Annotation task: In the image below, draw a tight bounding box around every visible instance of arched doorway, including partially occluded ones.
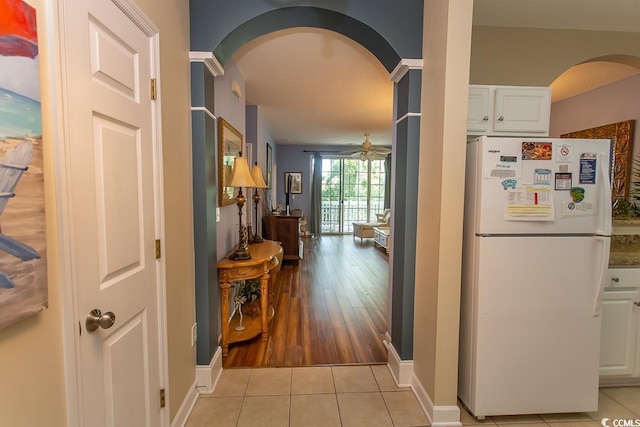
[189,5,423,373]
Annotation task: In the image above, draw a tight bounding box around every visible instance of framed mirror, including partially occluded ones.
[218,117,243,206]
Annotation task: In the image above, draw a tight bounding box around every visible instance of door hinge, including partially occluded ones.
[160,388,166,408]
[150,78,157,100]
[155,239,161,259]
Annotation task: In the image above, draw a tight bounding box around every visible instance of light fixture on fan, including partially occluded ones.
[359,150,376,161]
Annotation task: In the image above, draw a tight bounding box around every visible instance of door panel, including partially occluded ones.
[104,313,148,426]
[89,18,139,99]
[94,117,143,281]
[599,289,639,376]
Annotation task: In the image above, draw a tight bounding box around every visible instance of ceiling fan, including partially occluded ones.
[340,133,391,161]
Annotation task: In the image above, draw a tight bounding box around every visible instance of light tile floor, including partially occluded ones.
[186,365,428,427]
[458,386,640,427]
[186,366,640,427]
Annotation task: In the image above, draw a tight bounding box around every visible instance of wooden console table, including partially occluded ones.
[217,240,283,356]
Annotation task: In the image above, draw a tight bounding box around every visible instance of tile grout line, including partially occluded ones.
[601,388,640,418]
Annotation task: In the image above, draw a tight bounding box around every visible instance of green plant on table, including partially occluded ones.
[234,279,261,317]
[613,154,640,218]
[237,279,260,303]
[630,154,640,203]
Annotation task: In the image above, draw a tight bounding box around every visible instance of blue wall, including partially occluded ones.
[246,105,277,233]
[190,1,423,68]
[191,62,219,364]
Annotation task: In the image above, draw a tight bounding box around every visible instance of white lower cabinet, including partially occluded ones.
[600,288,639,376]
[600,269,640,383]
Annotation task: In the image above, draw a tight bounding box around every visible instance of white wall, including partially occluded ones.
[550,74,640,176]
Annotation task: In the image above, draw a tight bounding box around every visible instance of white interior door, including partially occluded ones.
[59,0,163,425]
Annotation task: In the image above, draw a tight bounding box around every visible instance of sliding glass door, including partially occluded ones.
[320,157,386,234]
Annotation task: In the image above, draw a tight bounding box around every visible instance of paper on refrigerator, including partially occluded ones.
[505,186,555,221]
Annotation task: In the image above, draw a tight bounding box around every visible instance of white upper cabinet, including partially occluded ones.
[468,85,551,136]
[467,86,492,133]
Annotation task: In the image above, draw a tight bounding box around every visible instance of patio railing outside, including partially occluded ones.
[321,200,385,233]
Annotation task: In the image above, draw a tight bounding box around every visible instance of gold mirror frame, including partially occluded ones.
[561,119,635,200]
[218,117,243,206]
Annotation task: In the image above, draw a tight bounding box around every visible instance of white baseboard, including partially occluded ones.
[411,373,461,426]
[600,377,640,387]
[195,347,223,393]
[386,340,413,387]
[170,379,198,427]
[386,339,461,426]
[171,348,224,427]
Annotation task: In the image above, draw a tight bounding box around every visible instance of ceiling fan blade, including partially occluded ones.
[372,147,391,154]
[338,148,360,155]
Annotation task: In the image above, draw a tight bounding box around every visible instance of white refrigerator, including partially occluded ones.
[458,136,612,418]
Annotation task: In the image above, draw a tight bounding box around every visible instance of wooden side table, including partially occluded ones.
[217,240,283,356]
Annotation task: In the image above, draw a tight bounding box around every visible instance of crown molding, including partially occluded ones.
[189,51,224,77]
[390,59,423,83]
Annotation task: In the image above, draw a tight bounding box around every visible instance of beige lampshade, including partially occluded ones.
[250,163,268,188]
[228,156,257,188]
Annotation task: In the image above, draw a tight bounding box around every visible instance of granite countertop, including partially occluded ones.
[613,218,640,226]
[609,232,640,267]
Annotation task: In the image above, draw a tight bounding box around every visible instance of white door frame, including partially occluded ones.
[48,0,169,425]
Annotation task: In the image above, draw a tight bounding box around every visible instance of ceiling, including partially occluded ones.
[233,1,640,147]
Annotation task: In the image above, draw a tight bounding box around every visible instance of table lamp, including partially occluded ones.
[228,156,257,260]
[250,162,268,243]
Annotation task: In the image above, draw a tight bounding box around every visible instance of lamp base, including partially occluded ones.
[229,247,252,261]
[252,234,264,243]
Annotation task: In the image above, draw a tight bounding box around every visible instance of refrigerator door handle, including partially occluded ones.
[593,235,611,316]
[596,152,612,237]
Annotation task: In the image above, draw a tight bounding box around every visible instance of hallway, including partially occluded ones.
[223,235,389,367]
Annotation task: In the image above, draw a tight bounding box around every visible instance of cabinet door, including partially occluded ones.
[493,87,551,135]
[599,288,640,376]
[275,217,301,260]
[467,86,492,133]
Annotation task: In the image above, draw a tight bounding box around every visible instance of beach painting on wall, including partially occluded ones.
[0,0,48,329]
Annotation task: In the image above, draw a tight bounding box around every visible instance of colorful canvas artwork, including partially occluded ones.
[0,0,47,329]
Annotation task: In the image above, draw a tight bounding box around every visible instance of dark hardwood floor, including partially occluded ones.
[223,234,389,368]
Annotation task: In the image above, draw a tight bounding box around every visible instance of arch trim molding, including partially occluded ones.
[212,6,401,73]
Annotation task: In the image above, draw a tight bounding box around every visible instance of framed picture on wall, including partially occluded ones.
[266,143,272,188]
[285,172,302,194]
[0,0,48,330]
